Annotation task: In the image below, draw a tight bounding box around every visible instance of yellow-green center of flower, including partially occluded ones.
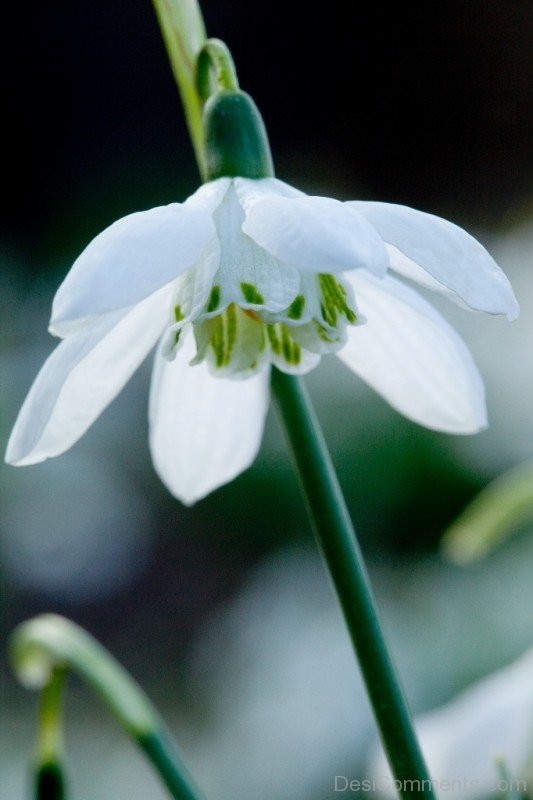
[176,272,358,377]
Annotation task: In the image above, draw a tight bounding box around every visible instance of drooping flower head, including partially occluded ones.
[6,82,518,504]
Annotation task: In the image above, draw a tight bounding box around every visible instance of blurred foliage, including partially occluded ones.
[443,462,533,563]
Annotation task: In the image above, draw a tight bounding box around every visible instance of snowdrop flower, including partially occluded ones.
[5,87,518,504]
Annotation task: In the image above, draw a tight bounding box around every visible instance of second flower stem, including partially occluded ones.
[11,615,205,800]
[271,369,435,800]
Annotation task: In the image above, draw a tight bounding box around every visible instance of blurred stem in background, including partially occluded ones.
[495,757,522,800]
[10,615,206,800]
[442,461,533,563]
[152,2,435,796]
[35,667,67,800]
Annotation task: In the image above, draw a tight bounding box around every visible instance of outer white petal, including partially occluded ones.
[149,333,270,505]
[6,286,171,466]
[348,201,519,320]
[234,177,304,211]
[338,271,487,433]
[241,191,389,276]
[185,177,232,214]
[166,178,231,327]
[50,203,217,334]
[207,184,300,315]
[169,239,221,329]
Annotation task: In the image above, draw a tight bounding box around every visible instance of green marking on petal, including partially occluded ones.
[211,316,225,367]
[205,303,250,369]
[318,274,357,326]
[174,305,184,323]
[345,307,357,324]
[240,282,265,305]
[267,324,282,355]
[281,325,293,362]
[319,300,334,327]
[314,320,337,343]
[267,323,302,365]
[207,285,221,313]
[287,294,306,320]
[224,302,237,364]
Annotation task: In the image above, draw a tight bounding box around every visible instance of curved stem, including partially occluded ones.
[37,667,65,764]
[11,615,206,800]
[152,0,207,176]
[197,39,239,99]
[271,370,435,800]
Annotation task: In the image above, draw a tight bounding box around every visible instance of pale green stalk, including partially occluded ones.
[37,668,65,764]
[11,615,206,800]
[34,667,67,799]
[442,461,533,563]
[152,0,207,174]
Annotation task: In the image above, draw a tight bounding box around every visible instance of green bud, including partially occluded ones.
[203,90,274,181]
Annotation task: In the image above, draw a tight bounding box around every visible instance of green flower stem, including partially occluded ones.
[152,0,207,175]
[151,3,431,794]
[271,370,435,800]
[11,615,206,800]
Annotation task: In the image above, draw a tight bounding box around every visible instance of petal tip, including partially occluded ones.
[5,422,50,465]
[506,298,520,322]
[445,407,488,436]
[5,432,22,466]
[4,438,36,467]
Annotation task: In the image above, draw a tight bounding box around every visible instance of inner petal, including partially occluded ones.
[188,269,359,379]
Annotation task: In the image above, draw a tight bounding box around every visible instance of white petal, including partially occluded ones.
[205,184,300,316]
[338,271,487,433]
[169,239,221,328]
[234,177,304,211]
[6,286,170,465]
[149,333,270,505]
[270,347,321,376]
[241,192,389,276]
[185,177,232,214]
[349,201,519,320]
[386,244,473,308]
[50,203,217,334]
